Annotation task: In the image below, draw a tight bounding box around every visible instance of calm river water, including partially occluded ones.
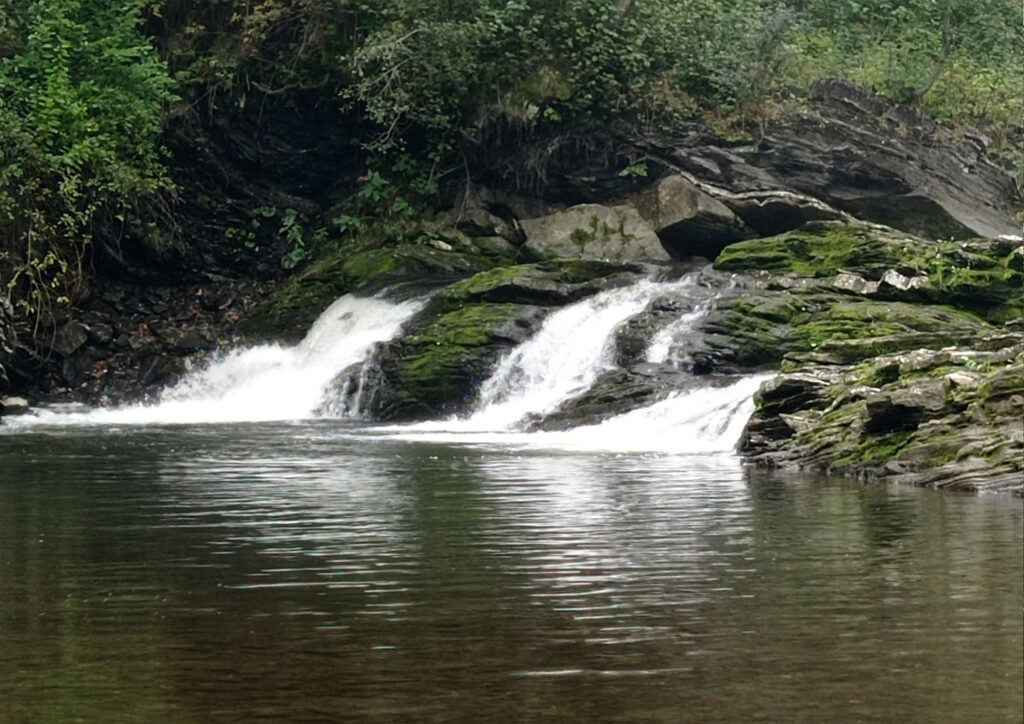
[1,422,1021,722]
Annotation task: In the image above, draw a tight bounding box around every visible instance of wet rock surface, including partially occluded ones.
[14,277,273,408]
[0,294,13,396]
[704,221,1023,493]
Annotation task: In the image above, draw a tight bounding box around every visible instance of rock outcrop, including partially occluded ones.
[622,78,1021,242]
[742,336,1023,492]
[697,221,1023,492]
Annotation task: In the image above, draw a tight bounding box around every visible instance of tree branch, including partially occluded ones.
[910,0,952,104]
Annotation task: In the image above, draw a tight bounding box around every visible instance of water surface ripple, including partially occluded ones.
[1,424,1021,722]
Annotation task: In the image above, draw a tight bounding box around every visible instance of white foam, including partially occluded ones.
[346,374,769,454]
[8,294,423,427]
[469,278,695,428]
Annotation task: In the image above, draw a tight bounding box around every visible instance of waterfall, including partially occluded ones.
[467,279,695,429]
[16,295,424,426]
[7,274,767,454]
[381,272,768,452]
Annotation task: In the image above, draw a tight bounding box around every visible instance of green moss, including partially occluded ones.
[849,430,914,464]
[436,259,637,311]
[715,223,1024,323]
[714,223,903,276]
[392,303,537,411]
[238,242,506,340]
[408,304,521,348]
[928,266,1024,322]
[711,288,990,369]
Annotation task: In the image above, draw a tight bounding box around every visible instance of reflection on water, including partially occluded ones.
[1,424,1021,722]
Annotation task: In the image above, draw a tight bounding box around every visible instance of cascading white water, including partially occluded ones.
[382,272,769,452]
[370,373,768,454]
[467,278,696,428]
[645,308,703,365]
[14,294,424,426]
[7,274,769,454]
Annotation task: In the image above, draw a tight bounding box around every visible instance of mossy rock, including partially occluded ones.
[377,303,549,419]
[696,286,992,373]
[714,221,1023,322]
[238,244,505,341]
[435,259,645,310]
[714,222,905,276]
[743,340,1024,492]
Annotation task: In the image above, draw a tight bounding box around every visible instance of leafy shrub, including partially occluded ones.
[0,0,174,321]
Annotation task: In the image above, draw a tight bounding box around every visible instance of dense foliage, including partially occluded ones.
[0,0,1020,323]
[0,0,174,323]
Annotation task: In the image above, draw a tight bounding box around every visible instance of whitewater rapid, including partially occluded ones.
[9,294,424,426]
[469,278,693,429]
[3,276,769,455]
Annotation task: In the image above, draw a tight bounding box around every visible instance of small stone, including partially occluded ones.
[199,288,237,311]
[832,271,878,295]
[174,329,208,352]
[945,371,982,390]
[876,268,929,295]
[427,239,454,252]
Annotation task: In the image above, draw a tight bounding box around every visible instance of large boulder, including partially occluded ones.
[520,203,670,262]
[632,174,756,258]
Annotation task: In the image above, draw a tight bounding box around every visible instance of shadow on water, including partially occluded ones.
[1,425,1021,722]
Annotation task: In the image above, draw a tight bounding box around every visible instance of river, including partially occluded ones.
[1,424,1021,722]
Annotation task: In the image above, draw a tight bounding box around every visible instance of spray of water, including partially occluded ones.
[11,295,423,426]
[6,276,768,456]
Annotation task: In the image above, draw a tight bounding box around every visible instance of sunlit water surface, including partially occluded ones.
[1,422,1021,722]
